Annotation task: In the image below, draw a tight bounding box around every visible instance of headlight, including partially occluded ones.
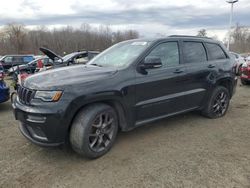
[34,91,63,102]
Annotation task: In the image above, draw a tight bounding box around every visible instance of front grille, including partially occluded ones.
[17,86,35,105]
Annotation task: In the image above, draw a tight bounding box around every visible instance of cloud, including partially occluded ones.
[0,0,249,39]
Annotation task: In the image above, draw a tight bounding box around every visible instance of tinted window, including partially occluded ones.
[206,43,227,60]
[12,56,23,62]
[88,53,98,60]
[183,42,207,64]
[146,42,179,67]
[23,56,34,63]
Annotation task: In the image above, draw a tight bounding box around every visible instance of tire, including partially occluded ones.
[238,65,242,75]
[70,103,118,159]
[202,86,230,119]
[241,79,248,85]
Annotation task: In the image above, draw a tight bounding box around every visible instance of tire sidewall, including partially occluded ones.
[70,104,118,159]
[205,86,230,119]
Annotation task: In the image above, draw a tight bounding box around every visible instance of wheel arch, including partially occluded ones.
[66,97,129,135]
[216,78,233,98]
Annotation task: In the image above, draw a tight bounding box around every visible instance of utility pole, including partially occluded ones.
[227,0,238,50]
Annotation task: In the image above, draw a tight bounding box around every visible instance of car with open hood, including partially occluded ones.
[8,57,53,76]
[12,36,237,159]
[39,47,99,67]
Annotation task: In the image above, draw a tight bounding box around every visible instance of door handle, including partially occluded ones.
[208,64,215,68]
[173,69,184,74]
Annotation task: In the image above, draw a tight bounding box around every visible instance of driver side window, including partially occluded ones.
[146,42,179,68]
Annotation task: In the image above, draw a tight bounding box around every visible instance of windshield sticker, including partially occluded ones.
[131,42,148,46]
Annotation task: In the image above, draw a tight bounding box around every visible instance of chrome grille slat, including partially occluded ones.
[17,86,35,105]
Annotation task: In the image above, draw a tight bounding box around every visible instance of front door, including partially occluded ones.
[135,41,190,124]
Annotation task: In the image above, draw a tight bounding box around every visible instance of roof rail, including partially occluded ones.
[168,35,212,39]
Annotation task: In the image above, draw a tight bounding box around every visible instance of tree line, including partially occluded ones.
[0,23,139,55]
[1,23,249,56]
[197,25,250,54]
[229,24,250,54]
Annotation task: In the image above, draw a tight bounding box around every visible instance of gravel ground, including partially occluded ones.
[0,79,250,188]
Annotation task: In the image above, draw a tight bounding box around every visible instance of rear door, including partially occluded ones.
[12,56,24,66]
[204,42,230,72]
[181,40,213,108]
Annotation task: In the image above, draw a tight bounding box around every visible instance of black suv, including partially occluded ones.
[13,36,237,158]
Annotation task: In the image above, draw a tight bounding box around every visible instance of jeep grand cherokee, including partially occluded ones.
[12,36,237,158]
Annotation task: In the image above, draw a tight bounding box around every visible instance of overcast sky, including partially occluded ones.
[0,0,249,40]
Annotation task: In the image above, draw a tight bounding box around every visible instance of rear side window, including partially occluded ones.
[23,56,34,63]
[12,56,24,62]
[205,43,227,60]
[146,42,179,67]
[183,42,207,64]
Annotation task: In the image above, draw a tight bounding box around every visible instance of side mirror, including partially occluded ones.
[140,57,162,70]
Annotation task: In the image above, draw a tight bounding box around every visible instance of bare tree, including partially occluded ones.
[0,23,140,55]
[197,29,207,37]
[4,23,27,53]
[230,23,250,53]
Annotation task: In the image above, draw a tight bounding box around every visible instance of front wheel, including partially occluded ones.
[202,86,230,119]
[70,104,118,159]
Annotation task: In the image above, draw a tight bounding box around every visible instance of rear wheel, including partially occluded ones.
[202,86,230,119]
[241,79,248,85]
[238,64,242,75]
[70,104,118,159]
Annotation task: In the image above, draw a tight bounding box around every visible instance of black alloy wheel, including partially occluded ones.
[89,112,116,152]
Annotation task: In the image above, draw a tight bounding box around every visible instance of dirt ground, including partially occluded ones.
[0,79,250,188]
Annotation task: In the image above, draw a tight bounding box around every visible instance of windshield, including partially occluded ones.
[62,53,78,62]
[28,59,39,66]
[88,41,151,68]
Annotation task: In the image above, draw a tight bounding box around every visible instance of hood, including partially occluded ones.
[24,65,118,90]
[40,47,62,61]
[8,64,27,73]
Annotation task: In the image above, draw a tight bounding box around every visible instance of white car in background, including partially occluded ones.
[230,52,246,74]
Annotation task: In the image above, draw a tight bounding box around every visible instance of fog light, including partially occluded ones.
[27,115,46,123]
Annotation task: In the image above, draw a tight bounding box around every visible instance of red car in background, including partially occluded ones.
[240,57,250,85]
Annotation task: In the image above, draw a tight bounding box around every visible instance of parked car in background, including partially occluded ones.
[8,57,53,76]
[240,56,250,85]
[40,47,99,67]
[0,63,9,103]
[230,52,245,75]
[13,36,237,159]
[0,55,35,70]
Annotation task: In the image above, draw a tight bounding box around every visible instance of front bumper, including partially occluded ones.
[12,98,68,147]
[19,123,63,147]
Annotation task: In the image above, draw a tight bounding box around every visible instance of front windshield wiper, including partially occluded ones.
[90,63,103,67]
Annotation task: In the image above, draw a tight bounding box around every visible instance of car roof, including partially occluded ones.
[124,36,218,44]
[2,54,34,57]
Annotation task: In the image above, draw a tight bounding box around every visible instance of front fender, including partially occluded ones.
[63,91,133,132]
